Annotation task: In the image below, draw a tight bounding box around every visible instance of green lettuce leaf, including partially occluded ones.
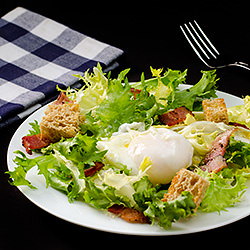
[169,70,218,111]
[6,151,37,189]
[145,191,196,229]
[71,63,109,115]
[71,66,218,137]
[43,133,107,166]
[143,68,187,107]
[132,68,187,93]
[196,167,247,213]
[131,68,187,110]
[197,135,250,213]
[228,95,250,128]
[133,68,218,113]
[133,176,196,229]
[26,120,40,136]
[101,156,152,207]
[83,179,130,209]
[7,133,107,202]
[52,150,86,201]
[225,136,250,169]
[82,72,158,137]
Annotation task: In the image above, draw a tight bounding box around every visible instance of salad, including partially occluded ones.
[7,64,250,230]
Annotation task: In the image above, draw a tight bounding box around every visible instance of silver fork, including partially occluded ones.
[180,20,250,71]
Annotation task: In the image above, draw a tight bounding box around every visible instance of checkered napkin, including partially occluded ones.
[0,7,123,129]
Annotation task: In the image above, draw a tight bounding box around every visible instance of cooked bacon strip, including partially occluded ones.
[108,204,150,224]
[108,204,125,214]
[84,162,104,177]
[229,122,249,130]
[200,128,237,173]
[200,155,227,173]
[53,92,73,105]
[204,128,237,164]
[121,207,150,224]
[22,134,49,155]
[159,106,194,126]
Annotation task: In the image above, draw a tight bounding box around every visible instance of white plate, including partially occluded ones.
[7,85,250,235]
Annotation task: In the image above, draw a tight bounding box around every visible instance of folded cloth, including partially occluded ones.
[0,7,123,129]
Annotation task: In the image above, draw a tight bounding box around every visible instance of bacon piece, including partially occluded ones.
[204,128,237,164]
[121,207,150,224]
[200,128,237,173]
[130,88,141,95]
[84,162,104,177]
[108,204,150,224]
[53,92,73,105]
[159,106,194,126]
[22,134,49,155]
[200,155,227,173]
[108,204,125,215]
[229,122,249,130]
[130,88,142,99]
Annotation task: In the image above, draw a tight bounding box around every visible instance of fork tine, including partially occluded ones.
[189,21,217,59]
[193,20,220,55]
[184,23,210,59]
[180,25,209,67]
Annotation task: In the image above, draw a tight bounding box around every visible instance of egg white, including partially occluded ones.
[97,125,194,184]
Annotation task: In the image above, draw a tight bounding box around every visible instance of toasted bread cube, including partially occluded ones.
[202,98,228,124]
[162,168,210,211]
[40,103,85,143]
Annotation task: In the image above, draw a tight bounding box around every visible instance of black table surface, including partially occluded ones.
[1,2,250,248]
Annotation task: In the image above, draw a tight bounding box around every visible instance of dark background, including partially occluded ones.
[1,1,250,249]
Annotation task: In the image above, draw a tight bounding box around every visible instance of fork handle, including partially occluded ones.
[232,61,250,71]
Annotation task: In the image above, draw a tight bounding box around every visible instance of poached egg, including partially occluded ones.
[97,125,193,185]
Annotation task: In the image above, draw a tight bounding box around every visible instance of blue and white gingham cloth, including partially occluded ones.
[0,7,123,128]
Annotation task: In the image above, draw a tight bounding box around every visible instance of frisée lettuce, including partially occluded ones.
[7,133,107,202]
[71,63,109,115]
[131,68,218,112]
[68,65,218,137]
[7,64,250,230]
[133,176,196,229]
[228,95,250,129]
[196,167,247,213]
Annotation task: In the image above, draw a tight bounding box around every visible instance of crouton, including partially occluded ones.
[40,103,85,143]
[162,168,210,211]
[202,98,228,124]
